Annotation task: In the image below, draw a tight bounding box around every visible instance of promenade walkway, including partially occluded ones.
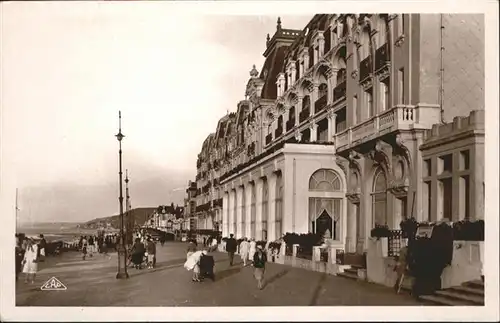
[16,242,422,306]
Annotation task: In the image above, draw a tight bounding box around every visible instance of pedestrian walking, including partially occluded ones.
[88,236,94,258]
[225,234,237,266]
[146,237,156,269]
[239,238,250,266]
[211,236,218,252]
[38,234,47,262]
[253,244,267,290]
[22,238,39,284]
[130,238,146,269]
[248,238,257,264]
[81,236,88,260]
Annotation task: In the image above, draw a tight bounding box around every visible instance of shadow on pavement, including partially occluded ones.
[264,269,290,288]
[214,266,242,282]
[308,273,328,306]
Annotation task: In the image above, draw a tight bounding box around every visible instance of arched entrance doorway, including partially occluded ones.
[308,169,343,241]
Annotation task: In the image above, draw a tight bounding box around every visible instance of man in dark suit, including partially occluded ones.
[225,234,237,266]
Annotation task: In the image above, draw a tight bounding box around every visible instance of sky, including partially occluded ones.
[1,2,311,223]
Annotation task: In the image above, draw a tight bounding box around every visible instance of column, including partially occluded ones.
[310,122,318,142]
[296,97,303,125]
[236,186,244,239]
[255,178,264,240]
[330,69,338,103]
[267,173,277,242]
[327,110,337,141]
[222,193,228,237]
[318,32,325,57]
[311,84,319,116]
[245,183,253,238]
[228,189,235,236]
[284,108,290,131]
[346,202,357,253]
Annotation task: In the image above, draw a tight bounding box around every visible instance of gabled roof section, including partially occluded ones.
[259,17,303,100]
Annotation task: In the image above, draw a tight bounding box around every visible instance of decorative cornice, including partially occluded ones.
[346,191,361,204]
[360,76,373,90]
[395,34,405,47]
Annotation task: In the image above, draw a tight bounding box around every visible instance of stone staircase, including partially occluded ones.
[337,264,364,280]
[419,279,484,306]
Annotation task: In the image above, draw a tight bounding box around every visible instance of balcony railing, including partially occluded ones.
[315,95,328,113]
[333,82,346,101]
[375,43,390,72]
[265,133,272,145]
[275,126,283,138]
[286,119,295,132]
[334,104,441,151]
[299,108,310,123]
[359,56,372,82]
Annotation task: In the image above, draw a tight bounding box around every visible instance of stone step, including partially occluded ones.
[463,279,484,289]
[420,294,476,306]
[337,271,358,281]
[449,285,485,296]
[434,290,484,305]
[344,267,358,275]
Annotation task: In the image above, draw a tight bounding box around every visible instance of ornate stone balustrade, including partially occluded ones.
[335,104,441,151]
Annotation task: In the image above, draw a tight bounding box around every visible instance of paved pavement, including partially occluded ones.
[16,242,423,306]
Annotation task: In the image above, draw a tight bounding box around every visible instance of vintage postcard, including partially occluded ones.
[0,0,498,321]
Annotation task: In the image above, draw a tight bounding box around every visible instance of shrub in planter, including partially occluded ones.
[268,241,282,252]
[370,224,391,238]
[283,232,301,247]
[453,220,484,241]
[400,217,418,240]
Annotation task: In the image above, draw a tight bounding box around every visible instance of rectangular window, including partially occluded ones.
[423,159,431,177]
[366,88,374,118]
[398,68,404,104]
[459,176,470,220]
[460,150,470,170]
[438,154,453,174]
[438,178,453,221]
[423,181,432,221]
[398,14,405,36]
[380,78,390,111]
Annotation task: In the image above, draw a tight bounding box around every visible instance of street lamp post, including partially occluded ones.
[115,111,129,279]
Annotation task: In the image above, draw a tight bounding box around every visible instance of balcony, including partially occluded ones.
[275,126,283,138]
[265,133,273,145]
[375,43,390,73]
[333,82,346,101]
[247,142,255,156]
[315,95,328,113]
[334,104,441,152]
[359,56,372,82]
[299,108,310,123]
[286,119,295,132]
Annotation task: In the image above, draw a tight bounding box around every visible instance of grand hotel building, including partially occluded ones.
[188,14,484,254]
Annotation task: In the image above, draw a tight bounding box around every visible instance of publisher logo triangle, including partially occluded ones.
[41,277,67,291]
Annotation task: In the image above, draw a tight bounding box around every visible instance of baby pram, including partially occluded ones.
[199,254,215,281]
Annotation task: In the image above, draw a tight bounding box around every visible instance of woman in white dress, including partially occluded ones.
[22,239,39,284]
[248,238,257,264]
[239,238,250,266]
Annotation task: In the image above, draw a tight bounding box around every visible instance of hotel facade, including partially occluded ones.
[188,14,484,254]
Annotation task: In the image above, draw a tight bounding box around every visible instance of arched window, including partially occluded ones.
[309,169,342,191]
[372,169,387,227]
